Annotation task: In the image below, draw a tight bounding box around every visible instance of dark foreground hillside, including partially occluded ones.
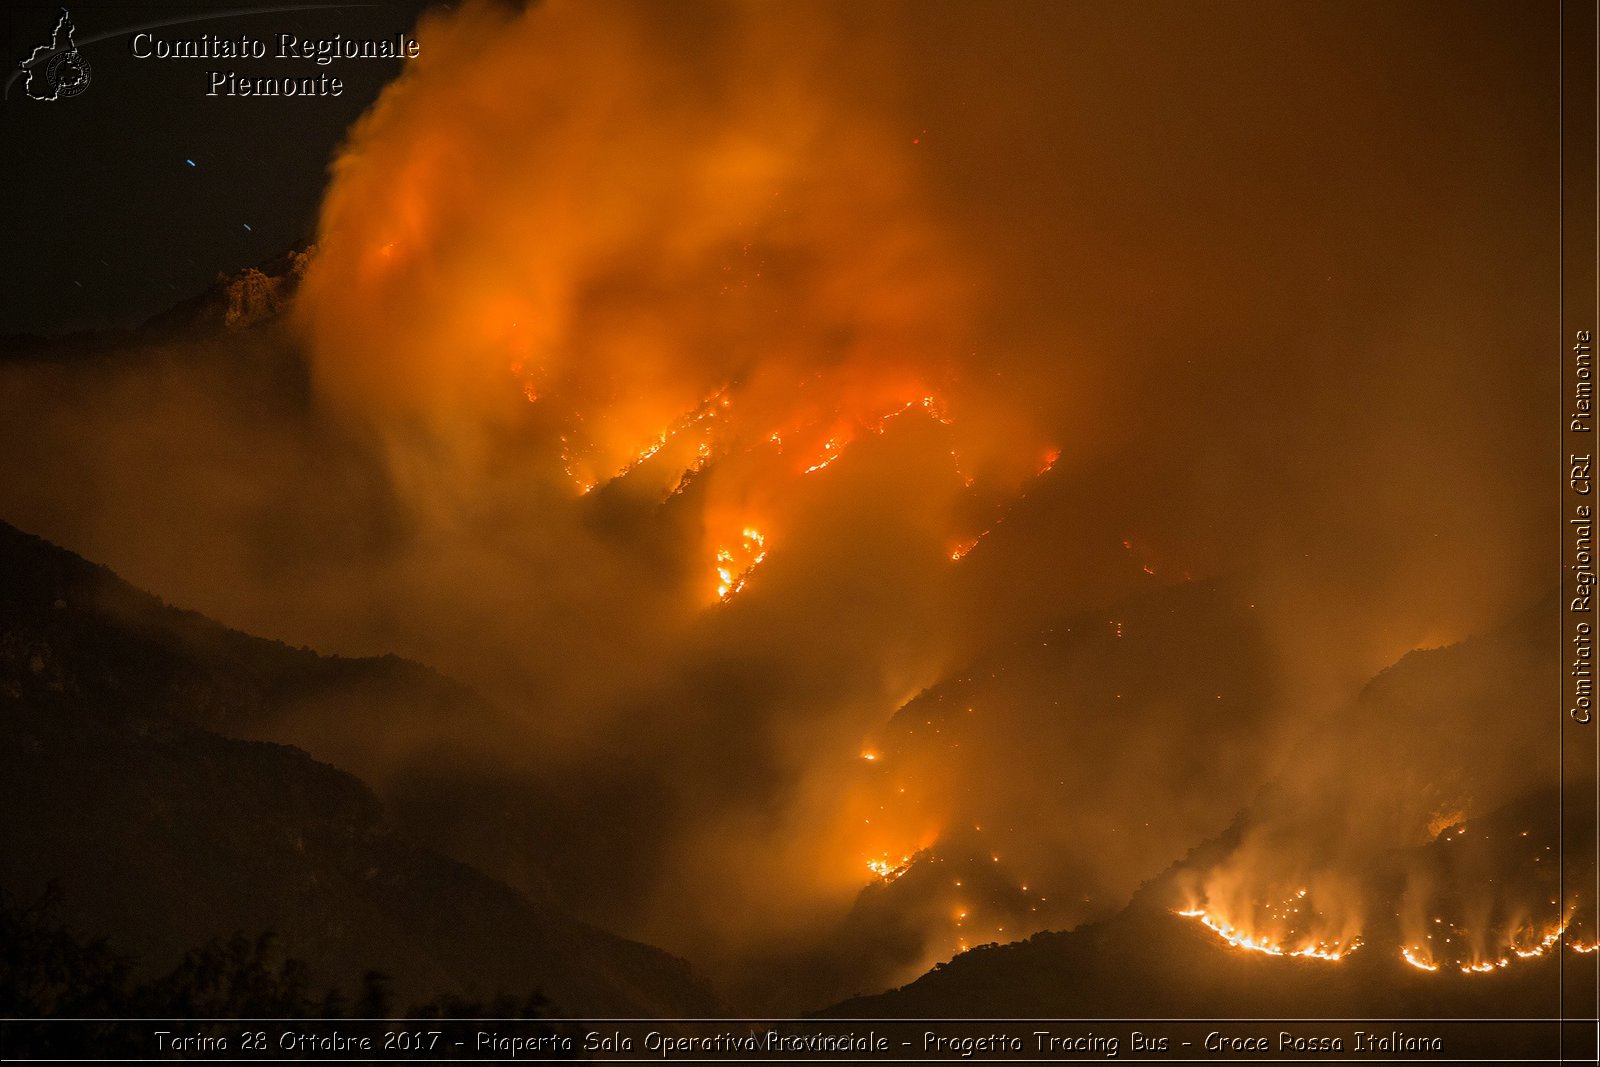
[0,520,723,1018]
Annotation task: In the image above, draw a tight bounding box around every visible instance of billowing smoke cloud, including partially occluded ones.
[1167,597,1585,977]
[289,0,1076,981]
[293,0,1069,707]
[0,0,1559,1011]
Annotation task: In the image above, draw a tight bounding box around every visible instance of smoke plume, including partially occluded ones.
[0,0,1558,1008]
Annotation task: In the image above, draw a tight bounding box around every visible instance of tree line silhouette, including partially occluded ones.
[0,885,574,1059]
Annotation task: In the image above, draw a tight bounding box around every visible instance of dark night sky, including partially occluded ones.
[1,1,436,336]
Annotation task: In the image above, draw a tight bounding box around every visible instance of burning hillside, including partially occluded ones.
[825,779,1591,1021]
[296,1,1063,617]
[0,0,1575,1028]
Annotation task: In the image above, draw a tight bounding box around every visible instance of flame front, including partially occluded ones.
[1401,947,1439,972]
[1174,888,1362,963]
[1190,904,1600,976]
[715,527,768,602]
[867,854,915,883]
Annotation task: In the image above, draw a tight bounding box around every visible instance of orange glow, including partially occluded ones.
[1425,808,1467,840]
[1510,922,1567,960]
[1179,888,1591,978]
[1401,948,1438,972]
[949,536,983,561]
[802,438,847,475]
[1432,893,1577,971]
[1172,884,1362,964]
[1175,906,1359,961]
[866,854,914,883]
[715,526,768,601]
[1180,896,1592,975]
[280,0,1566,1002]
[1459,960,1506,974]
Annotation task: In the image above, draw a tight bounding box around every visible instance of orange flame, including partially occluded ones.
[1173,885,1361,963]
[867,854,914,883]
[949,536,982,562]
[715,526,768,601]
[1174,906,1360,962]
[1401,948,1439,972]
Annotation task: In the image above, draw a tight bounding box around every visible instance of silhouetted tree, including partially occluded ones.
[0,885,132,1016]
[0,889,565,1058]
[353,969,393,1018]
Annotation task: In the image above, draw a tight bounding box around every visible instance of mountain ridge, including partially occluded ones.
[819,588,1584,1019]
[0,518,726,1017]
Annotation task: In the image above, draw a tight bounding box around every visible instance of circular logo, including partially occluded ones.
[46,49,91,98]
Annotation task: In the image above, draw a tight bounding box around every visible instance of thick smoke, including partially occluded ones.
[288,0,1079,978]
[0,0,1559,1010]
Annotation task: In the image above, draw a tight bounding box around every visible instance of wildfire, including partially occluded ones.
[1173,883,1363,964]
[794,391,963,479]
[949,536,982,562]
[539,368,1059,605]
[1174,906,1360,962]
[513,347,1061,614]
[867,854,914,883]
[1510,922,1567,959]
[1188,893,1589,977]
[561,385,733,498]
[1401,948,1439,972]
[1460,960,1507,974]
[803,439,847,475]
[1420,905,1578,975]
[715,527,768,601]
[668,442,715,496]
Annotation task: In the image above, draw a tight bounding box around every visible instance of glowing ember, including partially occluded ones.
[1394,905,1581,976]
[949,536,983,561]
[1425,808,1468,840]
[803,439,846,475]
